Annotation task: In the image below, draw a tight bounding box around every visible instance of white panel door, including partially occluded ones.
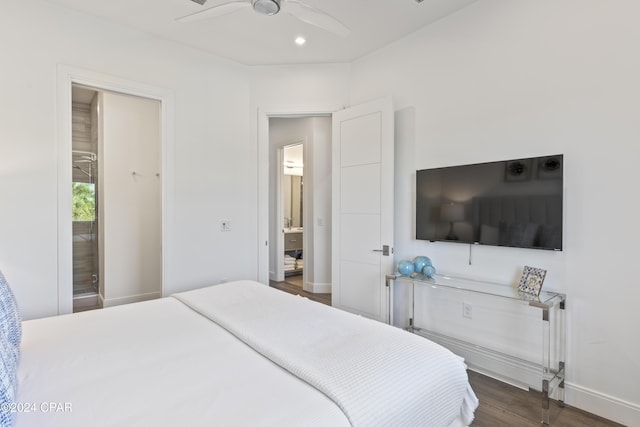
[332,97,394,322]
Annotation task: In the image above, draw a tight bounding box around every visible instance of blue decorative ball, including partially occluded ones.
[413,256,432,273]
[397,260,415,276]
[422,265,436,277]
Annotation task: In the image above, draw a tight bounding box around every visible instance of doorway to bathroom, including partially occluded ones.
[267,116,332,295]
[281,143,304,287]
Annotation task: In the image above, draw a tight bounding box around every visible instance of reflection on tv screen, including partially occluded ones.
[416,155,563,251]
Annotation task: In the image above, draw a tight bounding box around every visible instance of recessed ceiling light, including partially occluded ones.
[295,36,306,46]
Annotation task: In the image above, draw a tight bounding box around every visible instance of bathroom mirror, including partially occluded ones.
[283,143,303,229]
[283,174,303,228]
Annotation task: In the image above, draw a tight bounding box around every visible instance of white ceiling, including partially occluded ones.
[42,0,477,65]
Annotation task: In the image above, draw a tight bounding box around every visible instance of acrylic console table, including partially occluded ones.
[386,273,566,426]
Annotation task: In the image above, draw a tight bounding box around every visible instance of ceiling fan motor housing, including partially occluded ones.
[252,0,281,16]
[180,0,349,38]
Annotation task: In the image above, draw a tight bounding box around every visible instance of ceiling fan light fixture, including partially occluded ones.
[252,0,281,16]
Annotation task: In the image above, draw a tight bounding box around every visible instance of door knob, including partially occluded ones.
[372,245,390,256]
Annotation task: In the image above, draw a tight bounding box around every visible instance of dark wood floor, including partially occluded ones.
[269,276,331,306]
[468,370,623,426]
[268,281,622,427]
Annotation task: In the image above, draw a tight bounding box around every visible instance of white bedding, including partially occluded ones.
[175,281,478,427]
[16,280,477,426]
[16,296,348,426]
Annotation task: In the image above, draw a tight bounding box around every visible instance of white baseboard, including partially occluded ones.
[566,382,640,426]
[309,282,331,294]
[101,291,161,308]
[417,328,640,426]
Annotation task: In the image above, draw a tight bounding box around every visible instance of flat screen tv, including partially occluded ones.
[416,155,563,251]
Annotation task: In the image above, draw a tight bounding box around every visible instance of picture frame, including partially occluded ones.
[505,159,531,182]
[518,265,547,296]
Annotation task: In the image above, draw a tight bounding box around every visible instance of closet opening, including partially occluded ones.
[70,83,162,313]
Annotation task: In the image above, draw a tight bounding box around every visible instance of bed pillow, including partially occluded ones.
[1,332,18,427]
[0,270,21,349]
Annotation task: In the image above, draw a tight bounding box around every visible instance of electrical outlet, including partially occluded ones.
[220,221,231,232]
[463,303,472,319]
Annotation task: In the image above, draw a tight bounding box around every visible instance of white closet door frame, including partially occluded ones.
[56,64,174,315]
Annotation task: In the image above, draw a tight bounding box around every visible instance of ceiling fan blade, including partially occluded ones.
[176,1,250,23]
[285,0,350,37]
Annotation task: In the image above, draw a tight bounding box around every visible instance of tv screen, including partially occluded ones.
[416,155,563,250]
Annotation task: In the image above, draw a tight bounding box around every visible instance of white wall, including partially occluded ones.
[348,0,640,424]
[0,0,253,319]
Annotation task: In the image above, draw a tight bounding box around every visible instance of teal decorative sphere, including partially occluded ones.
[413,256,432,273]
[422,265,436,277]
[397,260,415,276]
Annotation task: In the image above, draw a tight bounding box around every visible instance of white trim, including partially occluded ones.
[310,282,332,294]
[56,64,174,315]
[257,109,270,284]
[300,139,310,293]
[274,147,285,282]
[565,382,640,427]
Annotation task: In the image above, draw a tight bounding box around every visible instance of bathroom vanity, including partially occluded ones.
[284,229,303,276]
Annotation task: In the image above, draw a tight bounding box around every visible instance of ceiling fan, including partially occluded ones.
[177,0,350,37]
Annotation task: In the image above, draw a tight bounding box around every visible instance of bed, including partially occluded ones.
[2,275,478,427]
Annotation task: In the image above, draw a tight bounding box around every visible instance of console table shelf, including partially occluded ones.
[386,273,566,426]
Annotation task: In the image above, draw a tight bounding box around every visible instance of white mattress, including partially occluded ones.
[16,281,477,426]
